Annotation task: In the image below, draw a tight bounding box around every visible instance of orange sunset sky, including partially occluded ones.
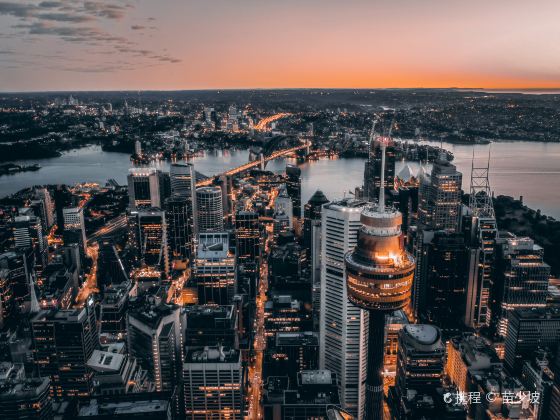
[0,0,559,91]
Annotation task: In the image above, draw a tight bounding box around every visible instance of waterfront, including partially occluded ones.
[1,141,559,219]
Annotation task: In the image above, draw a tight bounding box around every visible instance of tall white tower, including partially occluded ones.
[319,198,369,418]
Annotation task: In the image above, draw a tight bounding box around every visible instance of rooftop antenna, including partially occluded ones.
[469,147,495,219]
[377,117,394,213]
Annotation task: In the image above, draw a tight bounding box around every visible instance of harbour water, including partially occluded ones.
[0,141,559,219]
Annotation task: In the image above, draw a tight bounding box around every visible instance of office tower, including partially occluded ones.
[414,232,469,330]
[263,370,340,420]
[127,168,161,209]
[264,332,318,382]
[86,348,144,395]
[417,153,462,232]
[99,283,129,336]
[166,196,193,261]
[0,372,52,420]
[62,207,87,256]
[127,299,181,392]
[13,215,47,269]
[344,136,415,420]
[0,269,14,328]
[504,308,560,374]
[196,186,224,232]
[235,211,260,264]
[31,300,98,398]
[53,185,71,234]
[35,188,55,229]
[76,394,175,419]
[363,132,396,202]
[495,234,550,336]
[464,155,497,329]
[183,346,243,419]
[0,251,33,307]
[193,232,236,305]
[393,325,445,418]
[304,191,329,330]
[446,333,502,394]
[285,165,302,219]
[218,175,234,226]
[269,233,308,294]
[184,305,238,349]
[170,162,197,234]
[274,186,294,229]
[128,209,169,275]
[319,197,368,418]
[265,294,313,337]
[96,239,128,291]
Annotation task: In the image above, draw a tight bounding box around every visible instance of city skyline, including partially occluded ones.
[1,0,560,92]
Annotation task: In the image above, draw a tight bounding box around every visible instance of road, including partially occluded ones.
[75,242,99,306]
[87,214,128,245]
[246,228,271,419]
[254,112,291,131]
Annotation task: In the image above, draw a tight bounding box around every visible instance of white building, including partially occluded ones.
[319,198,369,418]
[196,187,224,233]
[63,207,87,255]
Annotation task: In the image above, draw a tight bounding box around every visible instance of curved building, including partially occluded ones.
[345,135,415,420]
[196,186,224,233]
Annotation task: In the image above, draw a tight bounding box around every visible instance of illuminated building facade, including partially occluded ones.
[285,165,302,219]
[183,346,243,419]
[31,299,98,398]
[127,167,161,209]
[193,232,236,305]
[62,206,87,256]
[196,186,224,233]
[319,197,368,418]
[166,196,193,260]
[170,162,197,236]
[128,208,169,275]
[495,234,550,336]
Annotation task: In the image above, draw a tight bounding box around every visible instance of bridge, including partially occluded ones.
[253,112,291,131]
[196,141,310,187]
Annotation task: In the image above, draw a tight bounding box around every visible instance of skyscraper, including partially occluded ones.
[235,211,260,265]
[196,186,224,233]
[62,207,87,256]
[31,300,98,398]
[274,185,294,229]
[285,165,302,219]
[170,162,197,235]
[166,196,193,261]
[495,234,550,336]
[465,155,497,328]
[417,153,462,233]
[363,137,396,202]
[127,298,181,392]
[35,187,55,229]
[345,136,415,419]
[319,197,368,418]
[183,346,243,419]
[128,208,169,275]
[127,167,161,209]
[193,232,236,305]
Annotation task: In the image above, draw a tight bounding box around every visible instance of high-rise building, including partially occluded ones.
[319,197,368,418]
[184,305,238,349]
[53,185,71,234]
[393,325,445,418]
[344,136,415,420]
[0,369,52,420]
[170,162,197,235]
[285,165,302,219]
[303,191,329,331]
[13,215,47,269]
[127,298,181,392]
[99,283,129,336]
[128,209,169,275]
[96,239,128,291]
[127,168,161,209]
[363,137,396,202]
[62,207,87,256]
[274,186,294,229]
[504,308,560,374]
[235,211,260,265]
[193,232,236,305]
[196,186,224,232]
[183,346,243,419]
[413,231,469,330]
[465,156,497,329]
[548,348,560,420]
[495,234,550,336]
[35,188,55,229]
[417,154,462,233]
[0,269,14,328]
[31,300,98,398]
[166,196,193,261]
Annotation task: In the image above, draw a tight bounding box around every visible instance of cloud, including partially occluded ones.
[82,1,128,20]
[0,1,38,18]
[130,25,145,30]
[38,1,63,8]
[37,12,94,23]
